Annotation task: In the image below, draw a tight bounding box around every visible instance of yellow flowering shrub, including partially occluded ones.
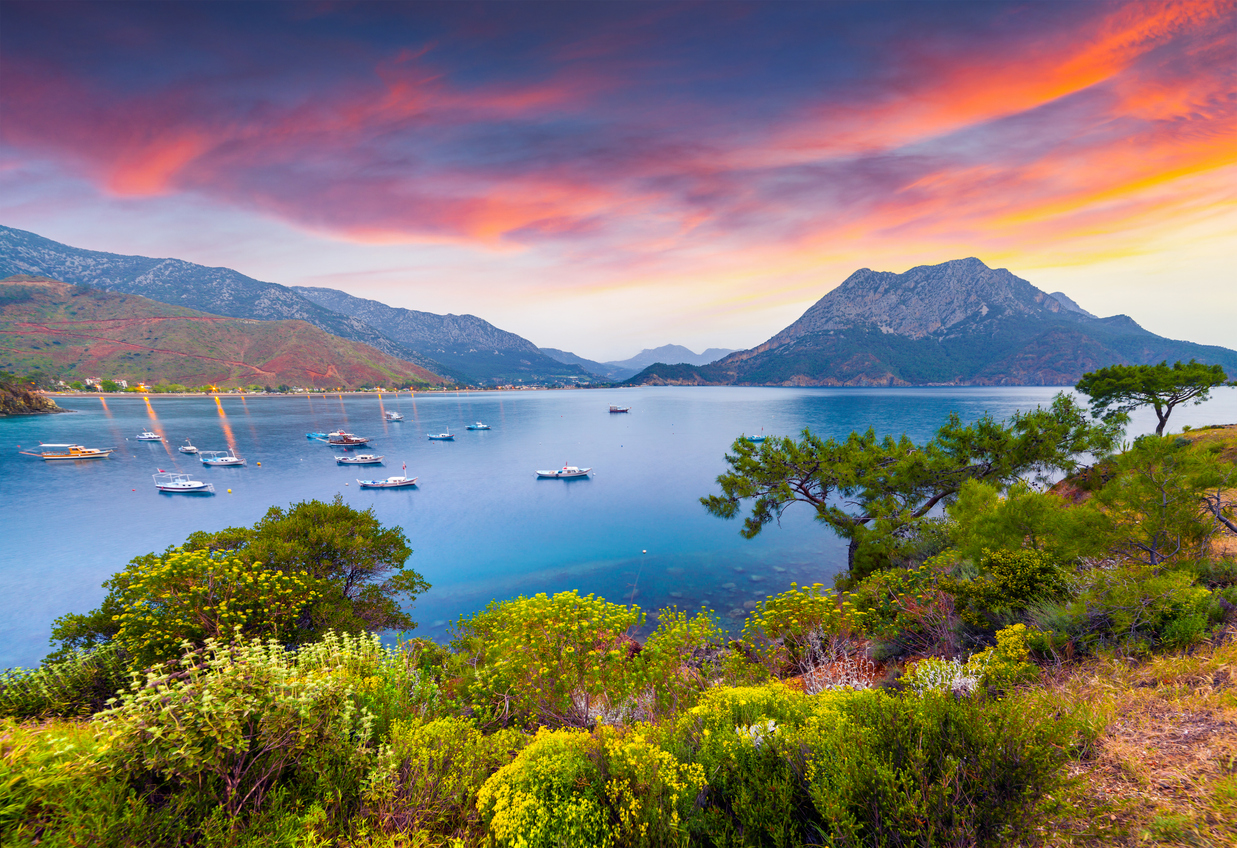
[450,591,643,727]
[476,725,702,848]
[108,549,318,669]
[743,583,846,668]
[362,717,526,840]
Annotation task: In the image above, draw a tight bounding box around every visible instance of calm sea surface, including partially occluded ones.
[4,385,1235,669]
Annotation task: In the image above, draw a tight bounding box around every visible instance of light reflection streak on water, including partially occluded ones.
[377,392,389,436]
[142,396,175,458]
[213,395,238,454]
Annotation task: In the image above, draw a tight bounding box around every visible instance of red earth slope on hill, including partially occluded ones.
[0,277,446,389]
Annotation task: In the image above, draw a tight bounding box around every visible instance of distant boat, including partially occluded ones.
[200,449,246,467]
[153,470,214,494]
[745,429,768,443]
[336,453,384,465]
[136,431,163,441]
[325,429,369,446]
[609,406,631,413]
[427,431,455,441]
[384,411,404,421]
[18,443,115,461]
[536,464,592,479]
[178,439,199,454]
[358,463,417,488]
[466,422,491,430]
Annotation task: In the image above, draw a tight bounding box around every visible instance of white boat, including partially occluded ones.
[153,470,214,494]
[178,439,199,454]
[427,431,455,441]
[466,422,491,430]
[18,443,115,461]
[384,411,404,421]
[136,431,163,441]
[200,449,246,467]
[358,463,417,488]
[536,464,592,479]
[336,453,384,465]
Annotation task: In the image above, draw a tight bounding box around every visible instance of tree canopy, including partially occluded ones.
[1075,359,1229,436]
[50,495,427,665]
[701,393,1116,579]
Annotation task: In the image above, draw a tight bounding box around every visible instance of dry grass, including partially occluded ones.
[1036,630,1237,847]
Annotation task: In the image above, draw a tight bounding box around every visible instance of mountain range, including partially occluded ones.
[622,258,1237,386]
[0,277,443,389]
[3,226,1232,389]
[539,345,736,381]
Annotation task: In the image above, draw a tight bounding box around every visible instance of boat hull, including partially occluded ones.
[357,477,418,488]
[536,467,592,478]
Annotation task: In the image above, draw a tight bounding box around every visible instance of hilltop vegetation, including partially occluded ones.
[0,276,447,390]
[3,405,1236,846]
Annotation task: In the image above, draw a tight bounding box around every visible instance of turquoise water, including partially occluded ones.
[3,385,1234,669]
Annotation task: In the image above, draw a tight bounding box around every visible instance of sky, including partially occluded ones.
[1,0,1234,361]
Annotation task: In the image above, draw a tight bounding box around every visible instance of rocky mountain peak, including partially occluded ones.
[757,258,1066,350]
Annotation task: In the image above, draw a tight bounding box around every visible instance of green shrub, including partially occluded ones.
[0,643,127,719]
[1032,564,1214,655]
[0,718,195,846]
[743,582,850,672]
[294,630,440,737]
[477,725,702,848]
[98,634,375,818]
[945,548,1069,627]
[676,683,822,846]
[361,717,525,840]
[450,591,643,728]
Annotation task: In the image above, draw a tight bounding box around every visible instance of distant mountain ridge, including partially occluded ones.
[540,344,737,381]
[624,258,1237,387]
[293,286,596,385]
[0,225,597,385]
[0,276,444,389]
[0,225,446,373]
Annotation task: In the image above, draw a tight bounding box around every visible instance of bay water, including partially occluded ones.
[3,385,1234,670]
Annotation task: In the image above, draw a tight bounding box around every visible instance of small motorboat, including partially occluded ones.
[745,429,769,443]
[136,431,164,441]
[536,464,592,479]
[153,470,214,494]
[358,463,417,488]
[466,422,491,430]
[18,443,115,461]
[609,406,631,413]
[427,431,455,441]
[200,449,246,467]
[324,429,369,446]
[336,453,384,465]
[384,411,404,421]
[178,439,199,454]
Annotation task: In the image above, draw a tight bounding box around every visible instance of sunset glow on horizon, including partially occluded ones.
[1,0,1233,360]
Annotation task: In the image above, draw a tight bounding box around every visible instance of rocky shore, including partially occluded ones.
[0,383,62,416]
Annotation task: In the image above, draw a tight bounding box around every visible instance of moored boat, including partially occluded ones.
[200,449,246,467]
[336,453,384,465]
[609,406,631,413]
[18,443,115,461]
[136,431,163,441]
[466,422,491,430]
[178,439,199,454]
[357,463,417,488]
[324,429,369,446]
[384,411,404,421]
[153,470,214,494]
[427,431,454,441]
[536,464,592,479]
